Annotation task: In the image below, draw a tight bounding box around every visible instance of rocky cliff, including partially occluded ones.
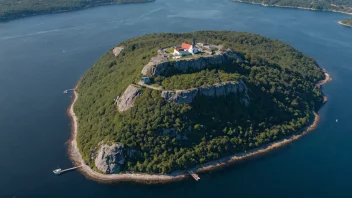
[161,80,249,104]
[117,85,141,111]
[94,143,125,174]
[141,55,169,76]
[112,47,124,57]
[141,52,236,76]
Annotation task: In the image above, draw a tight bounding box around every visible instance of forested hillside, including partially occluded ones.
[234,0,352,13]
[0,0,153,21]
[74,31,325,174]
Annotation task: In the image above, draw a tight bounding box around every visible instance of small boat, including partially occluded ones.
[53,168,62,175]
[336,119,338,123]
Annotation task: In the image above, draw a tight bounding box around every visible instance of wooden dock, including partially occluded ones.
[63,89,74,94]
[53,165,82,175]
[188,171,200,181]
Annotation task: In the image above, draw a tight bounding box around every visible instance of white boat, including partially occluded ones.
[336,119,339,123]
[53,168,62,175]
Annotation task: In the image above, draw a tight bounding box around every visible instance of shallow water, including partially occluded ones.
[0,0,352,197]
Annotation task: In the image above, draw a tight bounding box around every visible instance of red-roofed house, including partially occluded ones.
[182,43,192,51]
[173,40,198,57]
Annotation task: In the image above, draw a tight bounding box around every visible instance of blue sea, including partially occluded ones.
[0,0,352,197]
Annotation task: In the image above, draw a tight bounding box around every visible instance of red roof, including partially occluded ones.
[182,43,192,50]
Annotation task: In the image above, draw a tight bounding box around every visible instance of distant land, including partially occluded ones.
[339,18,352,27]
[0,0,154,22]
[233,0,352,14]
[68,31,331,183]
[233,0,352,27]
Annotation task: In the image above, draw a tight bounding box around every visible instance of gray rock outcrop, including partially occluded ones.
[141,51,241,76]
[112,47,124,57]
[173,54,228,73]
[95,143,125,174]
[141,55,169,76]
[161,80,249,104]
[117,85,141,112]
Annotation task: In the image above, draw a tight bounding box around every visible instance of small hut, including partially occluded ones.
[141,77,151,84]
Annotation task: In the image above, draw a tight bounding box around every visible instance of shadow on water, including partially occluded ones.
[200,143,294,179]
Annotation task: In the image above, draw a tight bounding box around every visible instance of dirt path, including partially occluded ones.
[137,81,164,91]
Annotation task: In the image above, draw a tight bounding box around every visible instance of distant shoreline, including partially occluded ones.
[232,0,352,16]
[0,0,154,22]
[67,71,331,184]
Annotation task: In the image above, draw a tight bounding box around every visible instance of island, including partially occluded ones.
[339,18,352,27]
[69,31,331,183]
[0,0,154,22]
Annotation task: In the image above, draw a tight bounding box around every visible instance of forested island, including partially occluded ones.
[70,31,330,180]
[0,0,154,22]
[234,0,352,14]
[339,18,352,27]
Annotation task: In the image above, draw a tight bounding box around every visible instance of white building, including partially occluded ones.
[173,40,198,56]
[173,46,191,56]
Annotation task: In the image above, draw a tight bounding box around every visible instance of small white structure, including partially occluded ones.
[141,76,151,84]
[173,47,191,56]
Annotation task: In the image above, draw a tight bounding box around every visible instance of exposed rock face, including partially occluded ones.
[117,85,141,111]
[162,89,198,104]
[95,143,125,174]
[173,54,228,73]
[161,80,249,104]
[141,55,169,76]
[141,52,241,76]
[112,47,124,57]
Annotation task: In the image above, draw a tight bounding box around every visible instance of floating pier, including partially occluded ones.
[188,171,200,181]
[63,89,74,94]
[53,165,82,175]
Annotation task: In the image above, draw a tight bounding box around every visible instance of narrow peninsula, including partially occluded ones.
[233,0,352,26]
[0,0,154,22]
[69,31,331,183]
[339,18,352,27]
[233,0,352,14]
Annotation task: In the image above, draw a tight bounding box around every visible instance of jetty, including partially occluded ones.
[53,165,82,175]
[188,171,200,181]
[63,89,74,94]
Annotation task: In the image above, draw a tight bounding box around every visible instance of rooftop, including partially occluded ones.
[182,43,192,50]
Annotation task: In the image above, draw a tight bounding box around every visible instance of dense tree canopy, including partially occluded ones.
[75,31,325,174]
[0,0,153,21]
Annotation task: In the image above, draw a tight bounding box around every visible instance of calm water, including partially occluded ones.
[0,0,352,197]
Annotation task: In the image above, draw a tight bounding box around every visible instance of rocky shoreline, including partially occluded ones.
[338,21,352,27]
[67,71,331,184]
